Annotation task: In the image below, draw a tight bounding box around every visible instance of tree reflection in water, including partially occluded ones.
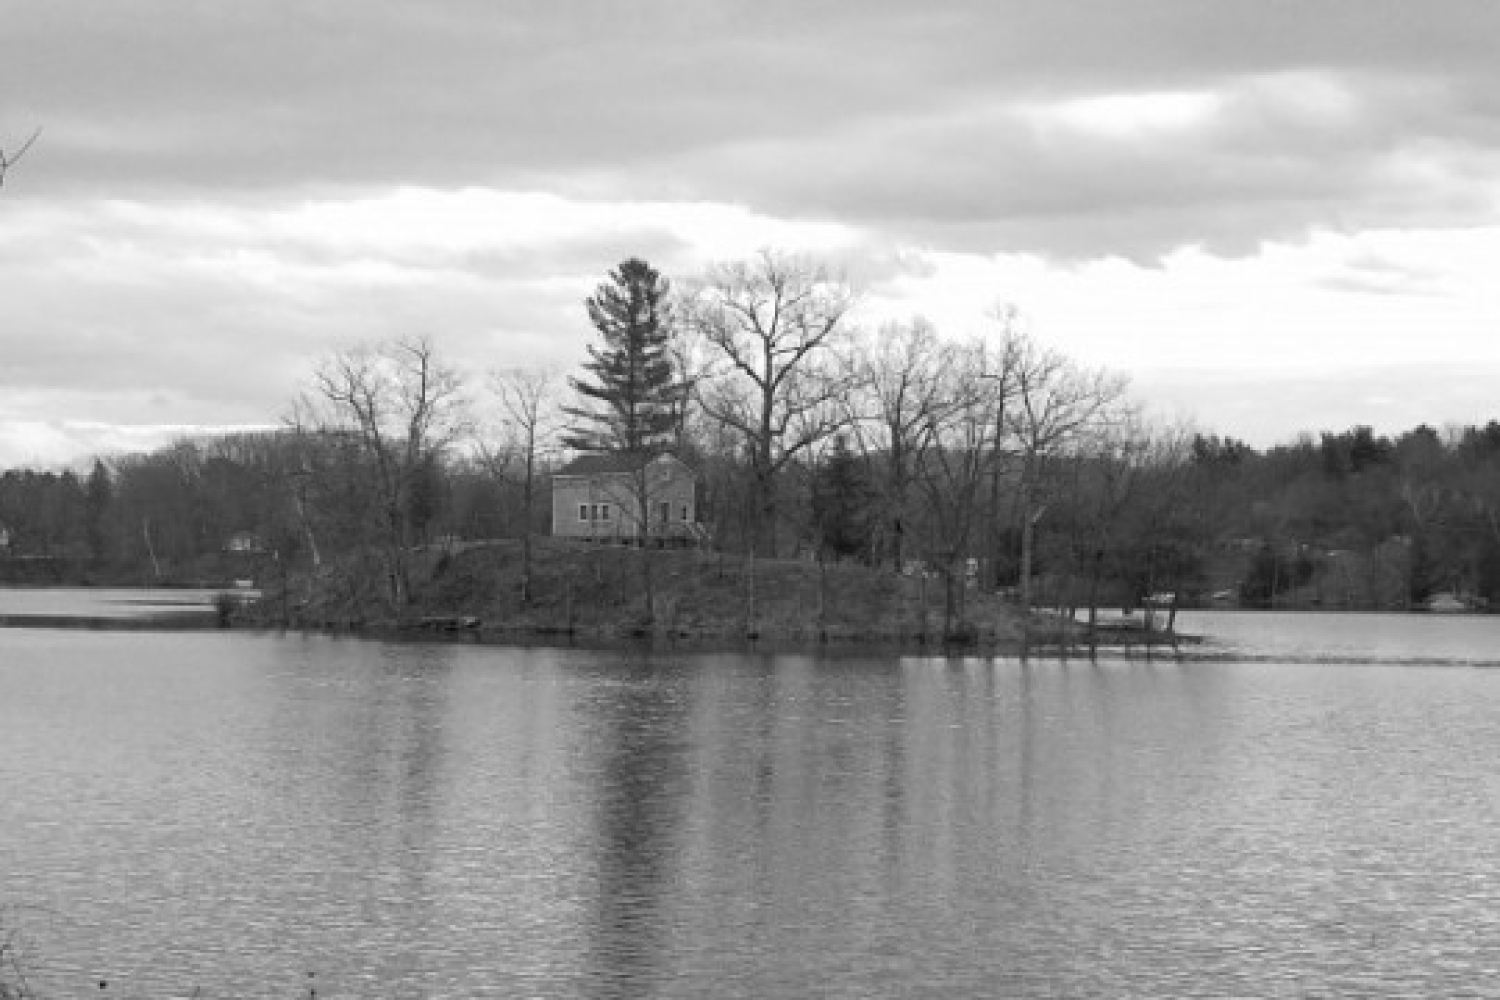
[579,655,693,996]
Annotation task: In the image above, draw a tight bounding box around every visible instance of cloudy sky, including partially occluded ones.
[3,0,1500,466]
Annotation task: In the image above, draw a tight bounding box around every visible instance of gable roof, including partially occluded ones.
[556,454,636,476]
[554,453,694,478]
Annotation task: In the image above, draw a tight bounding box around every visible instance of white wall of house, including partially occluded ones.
[550,455,697,540]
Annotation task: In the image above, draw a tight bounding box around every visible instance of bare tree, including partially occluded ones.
[847,317,952,572]
[688,249,855,557]
[0,128,40,188]
[913,336,1007,634]
[1131,420,1202,633]
[490,366,561,604]
[283,399,328,570]
[309,336,466,610]
[1006,333,1128,622]
[980,307,1026,590]
[1064,409,1154,641]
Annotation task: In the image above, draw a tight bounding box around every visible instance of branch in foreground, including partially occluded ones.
[0,127,42,187]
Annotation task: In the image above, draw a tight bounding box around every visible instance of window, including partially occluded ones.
[600,504,611,521]
[578,504,588,522]
[681,504,689,521]
[659,501,670,524]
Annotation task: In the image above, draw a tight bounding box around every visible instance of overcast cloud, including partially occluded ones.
[4,1,1500,464]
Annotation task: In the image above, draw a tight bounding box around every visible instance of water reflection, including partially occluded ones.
[4,631,1500,996]
[575,654,693,997]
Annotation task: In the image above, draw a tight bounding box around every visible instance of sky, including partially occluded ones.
[3,0,1500,467]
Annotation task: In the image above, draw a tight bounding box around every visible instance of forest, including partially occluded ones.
[2,250,1498,622]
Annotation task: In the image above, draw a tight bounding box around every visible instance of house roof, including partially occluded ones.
[554,453,693,477]
[555,454,638,477]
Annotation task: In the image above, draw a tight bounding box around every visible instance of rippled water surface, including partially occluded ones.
[4,616,1500,997]
[1181,608,1500,665]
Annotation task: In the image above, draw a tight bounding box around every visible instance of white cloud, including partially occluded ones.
[5,2,1500,462]
[870,222,1500,376]
[1030,90,1223,138]
[0,186,871,465]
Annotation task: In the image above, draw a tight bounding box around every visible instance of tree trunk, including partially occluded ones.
[818,554,828,639]
[761,476,777,559]
[636,464,654,628]
[889,440,906,573]
[918,571,928,641]
[956,557,968,633]
[387,546,409,610]
[292,487,321,568]
[943,560,956,637]
[142,517,161,579]
[1087,545,1103,651]
[891,513,905,575]
[1143,551,1157,654]
[385,499,410,610]
[1019,496,1036,622]
[745,549,756,637]
[520,447,534,605]
[989,397,1008,590]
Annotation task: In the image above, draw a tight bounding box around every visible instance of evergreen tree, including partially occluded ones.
[811,434,872,561]
[563,257,682,626]
[564,257,680,458]
[85,459,112,562]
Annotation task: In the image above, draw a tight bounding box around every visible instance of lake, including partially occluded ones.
[4,603,1500,997]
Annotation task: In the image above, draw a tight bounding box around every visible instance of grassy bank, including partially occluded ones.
[245,537,1038,650]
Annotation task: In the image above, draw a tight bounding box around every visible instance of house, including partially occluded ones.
[225,531,265,554]
[1426,592,1472,614]
[551,453,706,545]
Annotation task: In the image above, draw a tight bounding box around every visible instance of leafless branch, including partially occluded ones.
[0,127,42,188]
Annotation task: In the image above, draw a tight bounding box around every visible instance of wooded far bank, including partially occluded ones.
[3,251,1499,635]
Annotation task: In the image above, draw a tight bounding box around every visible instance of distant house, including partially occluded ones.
[225,531,265,554]
[551,453,706,545]
[1426,592,1472,614]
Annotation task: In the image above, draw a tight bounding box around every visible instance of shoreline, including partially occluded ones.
[0,606,1198,658]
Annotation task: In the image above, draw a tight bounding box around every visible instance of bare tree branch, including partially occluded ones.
[489,365,561,603]
[305,335,468,609]
[0,127,41,188]
[686,249,857,555]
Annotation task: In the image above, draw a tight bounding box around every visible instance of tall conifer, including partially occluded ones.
[564,257,682,626]
[564,257,679,457]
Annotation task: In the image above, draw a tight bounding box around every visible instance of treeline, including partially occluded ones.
[1179,423,1500,609]
[3,249,1497,621]
[0,434,531,584]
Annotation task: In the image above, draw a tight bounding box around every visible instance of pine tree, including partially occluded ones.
[564,257,683,626]
[812,434,872,561]
[564,258,679,458]
[85,459,112,562]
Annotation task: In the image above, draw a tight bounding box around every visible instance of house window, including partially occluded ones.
[680,504,689,521]
[600,504,611,521]
[659,501,670,524]
[578,504,589,522]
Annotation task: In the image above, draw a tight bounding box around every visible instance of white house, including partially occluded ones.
[550,453,705,545]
